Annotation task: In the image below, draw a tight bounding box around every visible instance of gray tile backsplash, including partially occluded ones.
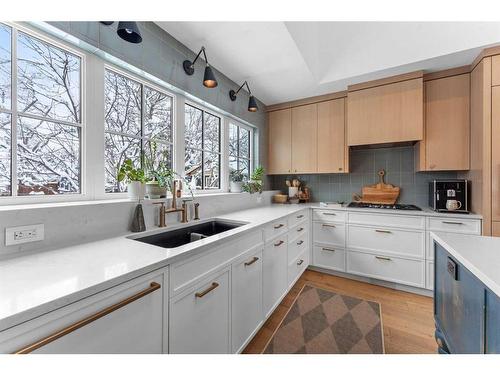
[270,146,458,208]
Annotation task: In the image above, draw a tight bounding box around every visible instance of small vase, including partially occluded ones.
[127,181,145,200]
[230,181,243,193]
[146,181,166,199]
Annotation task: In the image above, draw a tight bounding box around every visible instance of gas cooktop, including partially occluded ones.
[347,202,422,211]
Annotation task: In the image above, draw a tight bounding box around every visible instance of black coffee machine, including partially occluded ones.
[429,180,469,214]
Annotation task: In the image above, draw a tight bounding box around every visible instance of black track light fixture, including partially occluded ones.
[229,81,258,112]
[117,22,142,44]
[183,46,218,88]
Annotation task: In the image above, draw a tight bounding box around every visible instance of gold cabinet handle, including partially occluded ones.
[322,212,337,216]
[274,240,284,247]
[14,282,161,354]
[297,240,304,245]
[244,257,259,266]
[297,259,304,265]
[322,224,336,228]
[274,223,284,229]
[375,229,392,234]
[322,247,336,252]
[297,227,304,232]
[195,282,219,298]
[375,256,392,261]
[297,214,304,219]
[442,221,463,225]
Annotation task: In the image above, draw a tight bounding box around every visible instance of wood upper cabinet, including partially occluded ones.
[347,77,424,146]
[492,86,500,222]
[417,74,470,171]
[267,109,292,174]
[291,103,318,173]
[317,98,348,173]
[492,55,500,87]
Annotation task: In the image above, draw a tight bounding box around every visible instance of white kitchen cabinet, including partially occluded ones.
[1,268,168,354]
[263,235,288,318]
[231,248,264,353]
[426,261,435,290]
[313,222,346,247]
[288,248,310,286]
[313,245,346,272]
[169,268,230,354]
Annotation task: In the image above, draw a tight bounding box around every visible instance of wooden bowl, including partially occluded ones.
[273,194,288,204]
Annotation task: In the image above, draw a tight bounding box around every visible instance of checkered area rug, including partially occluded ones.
[263,284,384,354]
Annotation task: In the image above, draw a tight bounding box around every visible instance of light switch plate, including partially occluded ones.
[5,224,45,246]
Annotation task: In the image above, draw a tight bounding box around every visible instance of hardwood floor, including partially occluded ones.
[243,270,437,354]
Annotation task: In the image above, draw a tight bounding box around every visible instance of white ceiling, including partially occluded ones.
[156,22,500,105]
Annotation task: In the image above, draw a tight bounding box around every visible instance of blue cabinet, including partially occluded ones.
[434,243,485,353]
[486,290,500,353]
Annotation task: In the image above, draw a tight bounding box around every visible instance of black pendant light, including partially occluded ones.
[117,22,142,44]
[183,46,218,88]
[229,81,258,112]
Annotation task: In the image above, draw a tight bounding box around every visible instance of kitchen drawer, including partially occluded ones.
[263,235,288,318]
[288,221,308,241]
[1,268,168,354]
[347,225,425,259]
[312,245,345,272]
[288,232,308,263]
[288,248,310,286]
[170,230,263,296]
[313,222,346,247]
[288,209,309,229]
[348,212,425,230]
[264,219,288,242]
[427,217,481,235]
[347,251,425,288]
[313,209,346,223]
[426,261,434,290]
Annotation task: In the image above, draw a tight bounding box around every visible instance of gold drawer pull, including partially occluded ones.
[322,224,336,228]
[322,247,336,252]
[442,221,463,225]
[322,212,337,216]
[375,229,392,234]
[297,240,304,245]
[274,223,284,229]
[297,259,304,266]
[244,257,259,266]
[14,282,161,354]
[274,240,284,247]
[195,282,219,298]
[297,214,304,219]
[375,256,392,261]
[297,227,304,232]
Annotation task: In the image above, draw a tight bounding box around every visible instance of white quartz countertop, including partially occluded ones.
[431,232,500,297]
[0,202,482,332]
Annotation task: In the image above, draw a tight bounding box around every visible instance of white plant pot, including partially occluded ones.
[127,181,145,200]
[230,181,243,193]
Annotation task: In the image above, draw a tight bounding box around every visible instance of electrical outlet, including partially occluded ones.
[5,224,44,246]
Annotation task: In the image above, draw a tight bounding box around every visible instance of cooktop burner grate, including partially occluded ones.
[347,202,422,211]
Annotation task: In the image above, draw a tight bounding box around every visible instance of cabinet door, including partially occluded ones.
[263,238,288,318]
[232,249,263,353]
[492,222,500,237]
[347,78,423,146]
[292,104,318,173]
[492,87,500,221]
[423,74,470,171]
[170,269,230,354]
[268,109,292,174]
[434,243,484,353]
[486,289,500,353]
[1,270,166,354]
[317,98,348,173]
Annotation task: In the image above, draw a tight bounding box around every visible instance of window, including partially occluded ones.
[0,23,82,197]
[229,123,251,181]
[184,104,221,190]
[104,69,173,193]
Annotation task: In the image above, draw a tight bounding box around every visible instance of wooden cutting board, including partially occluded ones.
[353,170,400,204]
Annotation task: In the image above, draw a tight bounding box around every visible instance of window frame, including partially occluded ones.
[103,64,176,195]
[228,120,253,183]
[184,101,223,192]
[0,21,87,205]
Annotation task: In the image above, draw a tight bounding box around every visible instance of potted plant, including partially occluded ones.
[143,140,173,199]
[229,169,245,193]
[117,159,147,200]
[242,166,264,194]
